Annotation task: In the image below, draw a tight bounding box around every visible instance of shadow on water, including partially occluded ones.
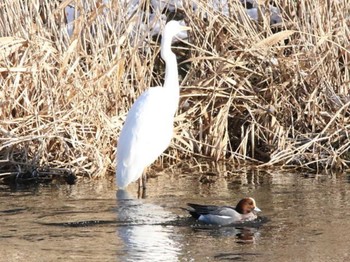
[1,171,350,261]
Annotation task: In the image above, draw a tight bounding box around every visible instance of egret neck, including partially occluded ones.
[161,36,180,88]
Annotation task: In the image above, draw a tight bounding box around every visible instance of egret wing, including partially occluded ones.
[116,87,176,187]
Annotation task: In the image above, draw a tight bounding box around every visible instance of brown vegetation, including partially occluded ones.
[0,0,349,181]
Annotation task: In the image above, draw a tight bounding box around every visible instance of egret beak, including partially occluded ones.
[254,206,262,212]
[180,26,191,31]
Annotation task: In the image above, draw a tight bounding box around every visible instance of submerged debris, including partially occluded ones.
[0,167,76,186]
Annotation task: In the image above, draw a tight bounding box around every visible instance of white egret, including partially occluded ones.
[116,20,191,190]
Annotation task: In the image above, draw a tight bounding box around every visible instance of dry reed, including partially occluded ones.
[0,0,349,181]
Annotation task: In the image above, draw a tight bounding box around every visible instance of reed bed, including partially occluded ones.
[0,0,349,181]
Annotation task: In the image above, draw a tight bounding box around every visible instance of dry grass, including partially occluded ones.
[1,0,350,181]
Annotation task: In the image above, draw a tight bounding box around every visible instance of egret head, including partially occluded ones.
[161,20,191,60]
[163,20,191,38]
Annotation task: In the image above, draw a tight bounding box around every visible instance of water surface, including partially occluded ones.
[1,170,350,261]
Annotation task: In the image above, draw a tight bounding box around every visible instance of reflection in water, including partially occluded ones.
[118,225,180,261]
[116,189,181,261]
[190,224,261,243]
[1,171,350,261]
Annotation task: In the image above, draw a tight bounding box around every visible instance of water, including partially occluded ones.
[1,170,350,261]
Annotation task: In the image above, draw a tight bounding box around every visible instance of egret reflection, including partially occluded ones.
[115,190,181,261]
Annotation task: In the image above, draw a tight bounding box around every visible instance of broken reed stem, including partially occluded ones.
[1,0,350,179]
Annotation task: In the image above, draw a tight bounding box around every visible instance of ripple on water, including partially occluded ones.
[1,172,350,261]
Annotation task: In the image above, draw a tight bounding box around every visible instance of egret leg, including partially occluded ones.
[137,179,142,199]
[138,177,142,191]
[142,169,147,190]
[137,169,147,199]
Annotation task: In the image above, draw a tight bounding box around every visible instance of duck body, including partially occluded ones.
[185,197,261,225]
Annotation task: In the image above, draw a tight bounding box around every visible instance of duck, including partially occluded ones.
[184,197,261,225]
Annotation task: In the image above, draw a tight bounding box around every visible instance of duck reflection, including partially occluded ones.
[190,223,261,244]
[115,189,181,261]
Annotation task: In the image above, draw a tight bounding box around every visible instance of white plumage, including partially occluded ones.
[116,21,191,189]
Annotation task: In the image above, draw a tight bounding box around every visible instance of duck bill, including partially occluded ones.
[254,207,262,212]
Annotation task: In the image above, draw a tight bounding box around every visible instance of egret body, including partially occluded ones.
[116,21,190,189]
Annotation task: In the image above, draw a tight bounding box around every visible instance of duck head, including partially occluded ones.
[235,197,261,214]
